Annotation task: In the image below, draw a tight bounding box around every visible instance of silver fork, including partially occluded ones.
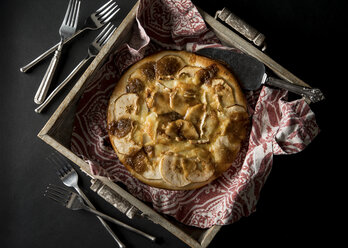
[44,184,156,242]
[48,153,125,248]
[35,23,116,113]
[34,0,81,105]
[20,0,120,73]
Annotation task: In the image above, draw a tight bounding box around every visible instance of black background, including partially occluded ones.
[1,0,344,247]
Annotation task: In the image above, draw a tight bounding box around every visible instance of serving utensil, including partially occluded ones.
[20,0,120,73]
[34,0,81,104]
[35,23,116,113]
[197,47,325,103]
[48,152,125,248]
[44,184,157,242]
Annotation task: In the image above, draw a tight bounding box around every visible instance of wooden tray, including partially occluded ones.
[38,1,313,247]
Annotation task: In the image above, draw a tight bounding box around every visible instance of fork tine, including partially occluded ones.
[62,0,73,25]
[96,27,113,46]
[48,184,72,196]
[72,0,81,28]
[65,162,73,170]
[48,155,73,178]
[62,165,71,174]
[97,2,117,17]
[101,7,120,24]
[95,0,114,14]
[56,167,64,178]
[99,5,119,23]
[45,192,66,206]
[45,188,66,202]
[100,26,116,46]
[65,0,79,27]
[44,184,71,205]
[94,23,112,42]
[68,0,77,26]
[67,0,74,26]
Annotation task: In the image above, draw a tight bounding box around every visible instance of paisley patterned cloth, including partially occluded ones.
[71,0,319,228]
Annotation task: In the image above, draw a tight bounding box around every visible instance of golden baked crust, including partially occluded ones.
[107,50,249,190]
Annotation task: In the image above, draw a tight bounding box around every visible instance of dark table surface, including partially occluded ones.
[1,0,344,247]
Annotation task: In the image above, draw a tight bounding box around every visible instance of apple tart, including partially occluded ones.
[107,50,249,190]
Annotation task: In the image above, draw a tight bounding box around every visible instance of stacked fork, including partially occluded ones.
[35,23,116,113]
[23,0,120,110]
[20,0,120,73]
[47,152,157,247]
[48,152,126,248]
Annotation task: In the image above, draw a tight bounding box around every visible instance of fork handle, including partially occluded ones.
[20,28,87,73]
[84,206,156,242]
[75,187,126,248]
[34,41,64,104]
[35,56,93,113]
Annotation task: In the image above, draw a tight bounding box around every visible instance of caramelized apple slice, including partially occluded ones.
[112,133,142,156]
[159,154,190,187]
[200,109,219,140]
[212,79,236,108]
[114,93,139,120]
[184,104,205,127]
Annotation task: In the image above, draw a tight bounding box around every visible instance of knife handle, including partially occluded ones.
[266,77,325,103]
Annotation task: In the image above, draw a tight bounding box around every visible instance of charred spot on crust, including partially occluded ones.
[140,62,156,80]
[108,118,133,138]
[196,64,219,84]
[126,78,144,93]
[125,150,147,173]
[156,57,182,79]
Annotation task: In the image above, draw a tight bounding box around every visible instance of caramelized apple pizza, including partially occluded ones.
[107,50,249,190]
